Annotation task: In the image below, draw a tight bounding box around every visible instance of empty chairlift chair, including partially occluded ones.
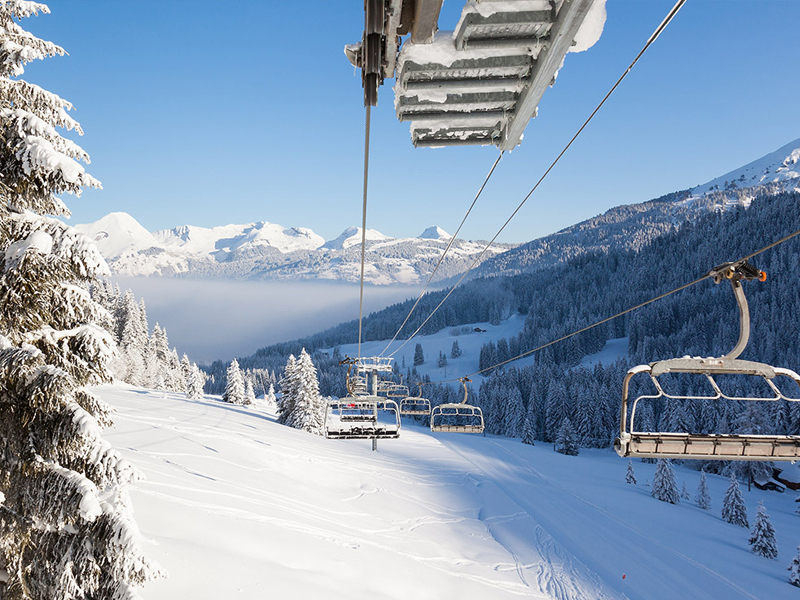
[614,260,800,461]
[325,397,400,440]
[430,377,484,434]
[400,384,432,416]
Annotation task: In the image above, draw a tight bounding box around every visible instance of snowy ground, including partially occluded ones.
[101,384,800,600]
[329,315,628,387]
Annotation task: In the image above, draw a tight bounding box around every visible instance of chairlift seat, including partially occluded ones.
[400,396,432,416]
[430,403,484,434]
[615,262,800,462]
[325,397,401,440]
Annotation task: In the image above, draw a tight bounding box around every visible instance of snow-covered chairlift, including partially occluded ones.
[325,398,401,440]
[326,356,401,440]
[430,377,484,433]
[615,261,800,461]
[400,383,432,416]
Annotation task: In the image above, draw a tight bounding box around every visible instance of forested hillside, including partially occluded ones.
[206,188,800,471]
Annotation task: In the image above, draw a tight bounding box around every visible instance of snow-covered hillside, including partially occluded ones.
[692,137,800,196]
[102,384,800,600]
[473,137,800,280]
[74,214,511,285]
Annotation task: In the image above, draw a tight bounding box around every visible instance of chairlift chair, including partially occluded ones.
[614,260,800,461]
[326,356,401,440]
[385,383,410,399]
[400,383,432,416]
[430,377,484,433]
[325,397,401,439]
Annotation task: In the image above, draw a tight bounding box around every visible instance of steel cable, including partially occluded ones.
[382,0,688,359]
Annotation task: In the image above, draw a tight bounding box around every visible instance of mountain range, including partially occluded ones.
[74,214,512,286]
[76,137,800,286]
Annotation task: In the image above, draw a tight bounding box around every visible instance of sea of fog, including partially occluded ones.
[113,277,422,365]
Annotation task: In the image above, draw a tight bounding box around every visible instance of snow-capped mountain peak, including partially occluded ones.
[320,226,391,251]
[418,225,451,240]
[74,212,161,259]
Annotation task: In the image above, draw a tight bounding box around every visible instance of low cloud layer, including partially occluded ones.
[112,277,421,364]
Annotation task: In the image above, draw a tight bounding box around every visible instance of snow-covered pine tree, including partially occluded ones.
[722,475,749,528]
[244,378,256,406]
[521,403,536,446]
[290,349,324,434]
[0,2,159,596]
[451,340,462,359]
[695,469,711,510]
[266,383,276,406]
[651,459,680,504]
[186,364,207,400]
[554,417,579,455]
[414,343,425,366]
[223,358,246,404]
[788,545,800,587]
[749,501,778,559]
[503,385,524,438]
[277,354,298,425]
[626,459,637,484]
[681,482,690,500]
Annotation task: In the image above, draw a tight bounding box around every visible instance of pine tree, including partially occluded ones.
[503,385,524,437]
[414,343,425,366]
[749,502,778,559]
[681,482,690,500]
[290,349,325,434]
[451,340,462,359]
[266,383,276,406]
[0,3,159,597]
[722,475,749,528]
[186,364,207,400]
[277,354,298,425]
[695,470,711,510]
[554,417,579,455]
[651,459,680,504]
[626,459,637,484]
[224,359,246,404]
[244,378,257,406]
[521,401,536,446]
[788,545,800,587]
[438,351,447,368]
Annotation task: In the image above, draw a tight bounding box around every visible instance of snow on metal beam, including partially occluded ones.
[500,0,597,150]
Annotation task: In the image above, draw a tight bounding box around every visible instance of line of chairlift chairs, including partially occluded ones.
[324,356,485,443]
[326,261,800,462]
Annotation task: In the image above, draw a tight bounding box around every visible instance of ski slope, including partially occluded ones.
[100,384,800,600]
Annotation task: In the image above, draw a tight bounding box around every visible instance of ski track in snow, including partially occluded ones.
[443,437,767,600]
[100,386,800,600]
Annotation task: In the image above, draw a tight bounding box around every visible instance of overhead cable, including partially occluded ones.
[383,0,689,358]
[357,105,372,360]
[432,223,800,384]
[378,151,505,356]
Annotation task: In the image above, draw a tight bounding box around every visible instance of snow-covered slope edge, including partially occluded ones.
[102,384,800,600]
[74,215,511,285]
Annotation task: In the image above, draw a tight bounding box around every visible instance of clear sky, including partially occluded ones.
[22,0,800,245]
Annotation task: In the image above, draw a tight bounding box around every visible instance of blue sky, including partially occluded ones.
[23,0,800,244]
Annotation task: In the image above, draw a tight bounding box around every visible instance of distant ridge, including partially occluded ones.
[74,215,511,285]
